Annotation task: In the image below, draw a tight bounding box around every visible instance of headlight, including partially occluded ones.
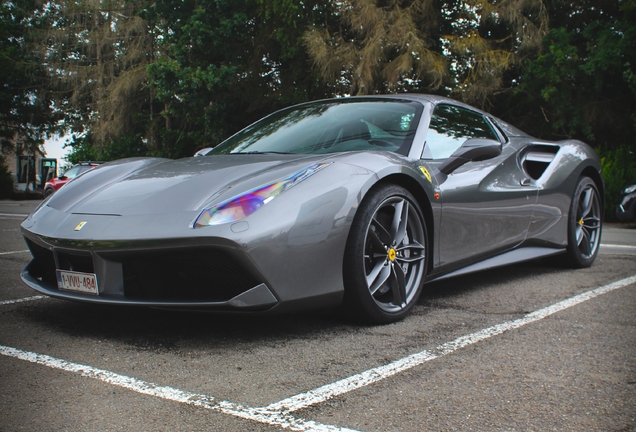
[624,185,636,194]
[193,162,331,228]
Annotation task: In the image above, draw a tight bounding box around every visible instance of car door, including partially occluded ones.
[423,104,538,267]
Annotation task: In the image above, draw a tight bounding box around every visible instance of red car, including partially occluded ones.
[43,162,101,198]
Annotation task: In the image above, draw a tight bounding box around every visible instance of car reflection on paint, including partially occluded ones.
[42,162,101,198]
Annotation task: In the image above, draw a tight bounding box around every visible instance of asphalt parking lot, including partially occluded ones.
[1,200,635,431]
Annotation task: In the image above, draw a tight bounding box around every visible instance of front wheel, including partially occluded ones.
[564,176,602,268]
[343,184,428,324]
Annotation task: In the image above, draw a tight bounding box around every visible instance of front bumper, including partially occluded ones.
[21,233,280,310]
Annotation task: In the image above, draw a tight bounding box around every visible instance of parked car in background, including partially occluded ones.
[616,184,636,221]
[42,162,101,198]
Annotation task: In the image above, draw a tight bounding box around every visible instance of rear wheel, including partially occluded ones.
[43,188,54,198]
[565,176,602,268]
[343,184,427,324]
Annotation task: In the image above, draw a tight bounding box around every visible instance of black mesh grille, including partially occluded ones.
[24,238,57,286]
[122,249,261,301]
[57,251,94,273]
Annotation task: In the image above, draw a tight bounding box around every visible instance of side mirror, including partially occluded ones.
[437,138,502,175]
[58,176,68,180]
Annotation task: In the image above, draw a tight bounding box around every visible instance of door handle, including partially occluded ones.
[520,178,533,186]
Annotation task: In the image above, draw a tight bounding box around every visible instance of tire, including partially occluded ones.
[564,176,602,268]
[43,188,54,198]
[343,184,428,324]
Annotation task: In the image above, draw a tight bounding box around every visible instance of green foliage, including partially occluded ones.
[520,22,636,145]
[66,134,150,165]
[36,0,154,151]
[520,28,593,138]
[303,0,547,103]
[504,0,636,220]
[0,0,60,155]
[598,146,636,221]
[514,0,636,147]
[144,0,328,158]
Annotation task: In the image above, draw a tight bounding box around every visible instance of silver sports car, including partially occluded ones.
[21,95,603,323]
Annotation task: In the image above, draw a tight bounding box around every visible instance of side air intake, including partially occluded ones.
[521,145,559,180]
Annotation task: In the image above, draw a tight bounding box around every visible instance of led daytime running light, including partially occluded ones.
[193,162,331,227]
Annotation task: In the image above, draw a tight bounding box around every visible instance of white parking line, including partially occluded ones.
[267,274,636,413]
[0,296,46,306]
[601,244,636,250]
[0,344,356,432]
[0,250,29,256]
[0,274,635,432]
[0,213,28,218]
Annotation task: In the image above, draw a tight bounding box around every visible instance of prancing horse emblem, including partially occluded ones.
[75,221,87,231]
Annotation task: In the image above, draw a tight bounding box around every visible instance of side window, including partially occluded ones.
[77,166,92,176]
[62,167,80,179]
[424,105,500,159]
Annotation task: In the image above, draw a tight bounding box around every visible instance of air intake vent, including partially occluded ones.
[24,238,57,286]
[121,249,261,302]
[521,145,559,180]
[57,251,94,273]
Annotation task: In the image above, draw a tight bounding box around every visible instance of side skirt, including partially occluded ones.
[431,247,566,282]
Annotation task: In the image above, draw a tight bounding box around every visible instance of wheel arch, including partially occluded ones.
[43,186,55,197]
[580,165,605,213]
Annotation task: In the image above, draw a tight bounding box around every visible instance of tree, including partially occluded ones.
[33,0,156,159]
[145,0,329,158]
[303,0,547,104]
[441,0,547,105]
[516,0,636,143]
[0,0,59,158]
[509,0,636,217]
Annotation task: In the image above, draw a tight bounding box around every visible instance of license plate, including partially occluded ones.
[56,270,99,295]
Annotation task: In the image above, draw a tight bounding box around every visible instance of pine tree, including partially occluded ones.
[33,0,156,151]
[304,0,547,105]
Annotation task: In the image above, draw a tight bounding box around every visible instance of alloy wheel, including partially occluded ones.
[363,196,426,313]
[574,183,601,258]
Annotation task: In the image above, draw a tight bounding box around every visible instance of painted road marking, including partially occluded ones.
[1,274,634,431]
[267,274,636,413]
[0,250,29,256]
[0,296,46,306]
[601,244,636,249]
[0,345,356,432]
[0,213,28,218]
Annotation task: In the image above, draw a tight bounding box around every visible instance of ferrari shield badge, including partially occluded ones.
[74,221,87,231]
[418,166,432,183]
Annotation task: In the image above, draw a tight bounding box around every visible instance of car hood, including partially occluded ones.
[45,154,328,216]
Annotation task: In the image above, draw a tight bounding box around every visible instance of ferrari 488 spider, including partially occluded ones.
[21,95,603,323]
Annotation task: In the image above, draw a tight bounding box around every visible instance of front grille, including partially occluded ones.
[24,239,96,289]
[122,249,261,302]
[24,238,57,286]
